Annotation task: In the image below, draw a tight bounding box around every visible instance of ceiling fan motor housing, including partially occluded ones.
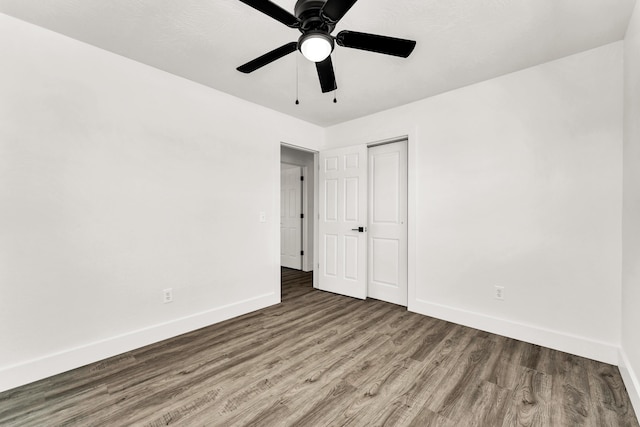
[295,0,335,33]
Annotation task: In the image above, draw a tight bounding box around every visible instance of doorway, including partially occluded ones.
[280,144,316,274]
[317,138,408,306]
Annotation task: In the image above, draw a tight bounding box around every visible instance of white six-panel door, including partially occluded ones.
[318,145,368,299]
[368,141,408,306]
[281,165,302,269]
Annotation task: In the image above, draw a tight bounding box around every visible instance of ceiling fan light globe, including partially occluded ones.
[300,33,333,62]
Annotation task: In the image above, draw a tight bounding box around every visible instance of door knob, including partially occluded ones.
[351,227,366,232]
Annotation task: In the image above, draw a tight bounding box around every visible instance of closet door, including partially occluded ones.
[368,140,407,306]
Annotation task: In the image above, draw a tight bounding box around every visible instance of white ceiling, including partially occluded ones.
[0,0,636,127]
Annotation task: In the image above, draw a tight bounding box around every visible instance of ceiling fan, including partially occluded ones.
[236,0,417,93]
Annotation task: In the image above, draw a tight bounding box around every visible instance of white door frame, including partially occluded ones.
[279,143,318,280]
[312,133,415,304]
[280,131,416,302]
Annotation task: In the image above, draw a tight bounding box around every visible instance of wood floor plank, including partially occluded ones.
[426,334,497,417]
[0,268,638,427]
[501,367,552,427]
[550,352,600,426]
[585,358,639,426]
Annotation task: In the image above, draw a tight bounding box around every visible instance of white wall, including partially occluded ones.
[622,0,640,417]
[0,14,322,392]
[325,42,623,364]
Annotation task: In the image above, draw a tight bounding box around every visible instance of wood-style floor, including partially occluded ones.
[1,268,638,426]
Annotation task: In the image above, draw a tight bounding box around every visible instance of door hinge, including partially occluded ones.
[300,176,304,181]
[300,250,304,256]
[300,213,304,219]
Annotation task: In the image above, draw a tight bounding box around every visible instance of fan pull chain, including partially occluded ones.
[332,53,337,103]
[295,54,300,105]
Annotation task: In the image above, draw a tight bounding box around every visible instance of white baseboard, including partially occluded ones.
[619,348,640,421]
[409,298,619,364]
[0,293,279,393]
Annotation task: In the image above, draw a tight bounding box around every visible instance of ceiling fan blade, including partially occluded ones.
[238,0,300,28]
[237,42,298,73]
[316,56,337,93]
[336,30,416,58]
[321,0,358,23]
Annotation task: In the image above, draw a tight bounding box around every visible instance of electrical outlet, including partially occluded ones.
[259,211,266,223]
[163,288,173,304]
[494,286,504,301]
